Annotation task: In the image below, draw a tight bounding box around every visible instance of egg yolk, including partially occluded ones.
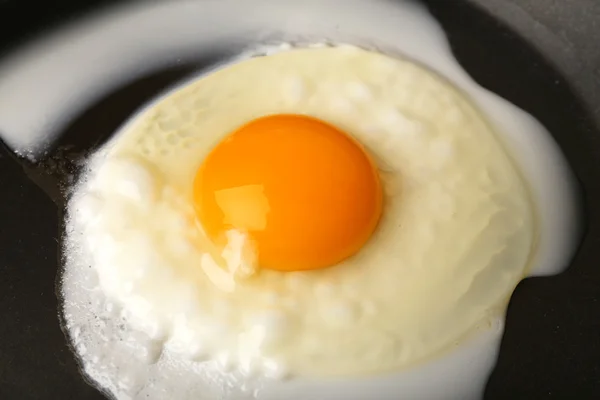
[193,114,383,271]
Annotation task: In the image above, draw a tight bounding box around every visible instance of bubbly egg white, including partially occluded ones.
[0,1,578,400]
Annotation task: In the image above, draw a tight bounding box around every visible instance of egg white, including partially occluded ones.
[65,43,535,388]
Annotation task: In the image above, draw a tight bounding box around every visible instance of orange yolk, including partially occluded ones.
[193,114,383,271]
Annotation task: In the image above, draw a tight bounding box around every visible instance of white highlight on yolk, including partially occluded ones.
[215,185,271,231]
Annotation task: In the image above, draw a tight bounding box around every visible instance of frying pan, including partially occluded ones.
[0,0,598,399]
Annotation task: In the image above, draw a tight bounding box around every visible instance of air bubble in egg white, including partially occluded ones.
[428,139,455,169]
[307,42,329,49]
[81,271,99,290]
[169,238,196,257]
[216,352,234,372]
[379,108,419,134]
[166,134,179,145]
[337,43,361,54]
[313,281,336,297]
[187,344,209,362]
[94,158,158,206]
[249,310,290,347]
[321,302,358,327]
[74,192,104,226]
[104,302,116,314]
[239,358,261,379]
[329,96,354,114]
[211,299,233,318]
[262,291,281,306]
[282,297,300,311]
[444,107,466,125]
[286,272,311,291]
[346,81,373,101]
[177,128,194,138]
[263,359,290,380]
[268,43,293,55]
[283,76,306,105]
[124,332,163,364]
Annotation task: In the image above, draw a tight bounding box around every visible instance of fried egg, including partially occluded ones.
[68,44,534,378]
[46,1,579,400]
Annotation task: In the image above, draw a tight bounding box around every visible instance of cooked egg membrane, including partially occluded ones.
[68,45,535,378]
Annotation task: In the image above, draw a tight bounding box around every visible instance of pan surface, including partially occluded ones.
[0,0,598,399]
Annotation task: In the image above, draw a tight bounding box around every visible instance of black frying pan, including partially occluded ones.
[0,0,598,399]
